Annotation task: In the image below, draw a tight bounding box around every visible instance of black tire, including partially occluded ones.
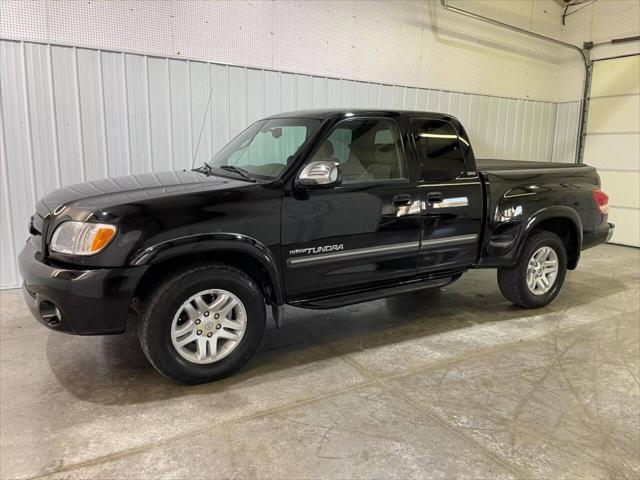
[138,263,266,384]
[497,230,567,309]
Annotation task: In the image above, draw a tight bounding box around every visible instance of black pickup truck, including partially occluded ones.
[19,109,613,383]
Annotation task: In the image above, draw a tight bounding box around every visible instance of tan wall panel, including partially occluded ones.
[587,56,639,248]
[584,133,640,171]
[587,94,640,134]
[608,207,640,247]
[591,56,640,98]
[599,171,640,209]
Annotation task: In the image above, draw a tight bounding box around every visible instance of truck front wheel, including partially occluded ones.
[138,263,266,384]
[497,230,567,308]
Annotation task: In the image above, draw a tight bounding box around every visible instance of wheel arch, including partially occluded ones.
[131,233,285,308]
[519,207,582,270]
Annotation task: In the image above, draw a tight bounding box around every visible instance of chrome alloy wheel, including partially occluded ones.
[526,246,559,295]
[171,289,247,364]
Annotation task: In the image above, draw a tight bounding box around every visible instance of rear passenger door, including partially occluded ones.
[410,118,483,273]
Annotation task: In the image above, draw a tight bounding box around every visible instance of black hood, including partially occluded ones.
[40,170,249,212]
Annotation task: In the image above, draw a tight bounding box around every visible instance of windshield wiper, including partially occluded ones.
[219,165,256,182]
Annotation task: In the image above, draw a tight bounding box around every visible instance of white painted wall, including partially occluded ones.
[1,0,572,102]
[584,55,640,247]
[554,1,640,247]
[556,0,640,101]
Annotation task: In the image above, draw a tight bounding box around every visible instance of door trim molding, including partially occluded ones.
[421,234,478,247]
[286,234,479,267]
[287,241,419,267]
[418,182,480,188]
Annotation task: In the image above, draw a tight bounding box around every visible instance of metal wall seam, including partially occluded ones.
[72,47,86,182]
[120,52,132,175]
[47,45,62,188]
[19,42,37,207]
[97,50,109,177]
[0,85,19,288]
[144,55,153,171]
[225,65,231,146]
[166,57,174,170]
[186,61,193,163]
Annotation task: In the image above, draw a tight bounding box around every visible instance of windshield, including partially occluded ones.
[207,118,322,180]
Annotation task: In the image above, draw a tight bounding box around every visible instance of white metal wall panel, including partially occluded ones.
[125,54,152,174]
[552,101,581,163]
[0,39,575,288]
[78,48,109,180]
[0,78,18,288]
[24,43,61,197]
[102,51,130,178]
[1,41,35,289]
[584,55,640,247]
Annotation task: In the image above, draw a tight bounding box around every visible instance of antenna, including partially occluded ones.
[191,87,214,169]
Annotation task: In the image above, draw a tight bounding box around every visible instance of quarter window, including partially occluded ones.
[310,119,405,181]
[412,119,466,182]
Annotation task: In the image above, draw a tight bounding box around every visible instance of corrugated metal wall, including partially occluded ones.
[552,101,581,164]
[0,39,580,288]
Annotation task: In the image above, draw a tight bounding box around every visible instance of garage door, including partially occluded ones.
[584,54,640,247]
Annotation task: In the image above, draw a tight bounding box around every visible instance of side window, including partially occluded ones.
[412,119,466,182]
[309,119,405,182]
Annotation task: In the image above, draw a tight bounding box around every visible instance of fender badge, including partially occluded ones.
[289,244,344,256]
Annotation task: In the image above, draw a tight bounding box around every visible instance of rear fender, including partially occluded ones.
[517,206,583,269]
[482,206,583,269]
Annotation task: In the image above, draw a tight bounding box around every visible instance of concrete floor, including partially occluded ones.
[0,244,638,479]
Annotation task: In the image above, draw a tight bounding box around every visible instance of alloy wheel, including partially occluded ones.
[526,246,559,295]
[170,289,247,364]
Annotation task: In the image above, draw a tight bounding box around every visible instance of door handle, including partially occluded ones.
[427,192,443,204]
[392,194,412,206]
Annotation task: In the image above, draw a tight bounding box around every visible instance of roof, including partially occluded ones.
[265,108,456,121]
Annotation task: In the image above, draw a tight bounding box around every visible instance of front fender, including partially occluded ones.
[129,233,284,305]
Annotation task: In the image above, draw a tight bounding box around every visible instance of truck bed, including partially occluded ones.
[476,158,591,173]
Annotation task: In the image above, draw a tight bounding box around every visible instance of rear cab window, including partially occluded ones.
[411,119,467,182]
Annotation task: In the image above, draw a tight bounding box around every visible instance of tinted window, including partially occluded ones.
[412,119,466,182]
[310,119,405,181]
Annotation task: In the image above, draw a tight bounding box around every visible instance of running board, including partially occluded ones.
[288,274,462,309]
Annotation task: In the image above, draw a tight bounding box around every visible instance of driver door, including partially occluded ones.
[281,116,422,299]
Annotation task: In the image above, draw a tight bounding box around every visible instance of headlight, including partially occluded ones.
[50,221,117,255]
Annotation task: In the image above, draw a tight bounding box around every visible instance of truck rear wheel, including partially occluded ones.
[497,230,567,308]
[138,263,266,384]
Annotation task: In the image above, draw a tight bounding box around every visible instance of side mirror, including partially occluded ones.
[296,161,342,189]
